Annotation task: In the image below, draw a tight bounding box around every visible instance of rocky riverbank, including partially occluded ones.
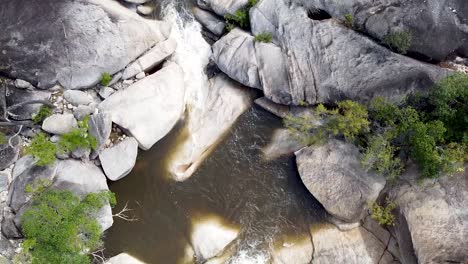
[0,0,466,263]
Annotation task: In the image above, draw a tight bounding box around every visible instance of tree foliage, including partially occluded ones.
[19,187,115,264]
[224,0,257,31]
[285,100,369,145]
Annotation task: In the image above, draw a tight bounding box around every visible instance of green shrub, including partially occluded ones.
[255,32,273,43]
[225,9,250,30]
[344,14,353,28]
[25,133,57,166]
[19,187,115,264]
[429,73,468,142]
[362,135,403,181]
[58,116,97,153]
[0,132,6,145]
[224,0,257,31]
[32,106,52,124]
[383,31,412,54]
[370,200,396,226]
[100,72,112,86]
[285,100,369,145]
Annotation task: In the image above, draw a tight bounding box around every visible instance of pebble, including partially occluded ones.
[137,5,154,16]
[14,79,33,89]
[123,79,134,85]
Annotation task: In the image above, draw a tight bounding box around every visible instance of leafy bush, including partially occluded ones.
[100,72,112,87]
[58,116,97,153]
[285,100,369,145]
[224,0,257,31]
[32,106,52,124]
[19,187,115,264]
[225,9,250,30]
[25,133,57,166]
[383,31,412,54]
[370,200,396,226]
[343,14,353,28]
[362,135,403,181]
[428,73,468,142]
[255,32,273,43]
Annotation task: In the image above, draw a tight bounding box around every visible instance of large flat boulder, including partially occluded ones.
[389,165,468,263]
[297,0,468,61]
[168,74,254,181]
[295,140,386,222]
[212,0,449,105]
[0,0,171,89]
[99,63,185,150]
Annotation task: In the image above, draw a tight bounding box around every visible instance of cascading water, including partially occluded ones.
[104,1,325,263]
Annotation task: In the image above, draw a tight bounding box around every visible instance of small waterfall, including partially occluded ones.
[160,0,212,112]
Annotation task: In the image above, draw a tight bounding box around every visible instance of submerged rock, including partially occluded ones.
[271,234,313,264]
[99,63,185,150]
[295,140,386,223]
[211,0,449,105]
[0,0,171,89]
[42,113,78,135]
[262,129,304,160]
[191,216,239,261]
[99,137,139,181]
[168,73,254,181]
[389,165,468,263]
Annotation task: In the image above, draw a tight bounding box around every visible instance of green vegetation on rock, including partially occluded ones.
[285,100,369,145]
[58,116,97,153]
[17,185,115,264]
[100,72,112,86]
[370,200,396,226]
[25,133,57,166]
[32,106,52,124]
[285,73,467,180]
[224,0,257,31]
[0,132,6,145]
[383,31,412,54]
[343,14,353,28]
[255,32,273,43]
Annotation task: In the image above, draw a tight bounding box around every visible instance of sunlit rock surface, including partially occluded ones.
[99,63,185,150]
[191,215,239,261]
[168,73,254,181]
[0,0,171,89]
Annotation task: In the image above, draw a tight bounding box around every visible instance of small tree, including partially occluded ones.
[255,32,273,43]
[343,14,353,28]
[32,106,52,124]
[18,187,115,264]
[383,31,412,54]
[58,116,97,153]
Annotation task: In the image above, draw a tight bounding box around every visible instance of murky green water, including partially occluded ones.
[104,106,324,263]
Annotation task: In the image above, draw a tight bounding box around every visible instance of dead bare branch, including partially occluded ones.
[112,202,138,222]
